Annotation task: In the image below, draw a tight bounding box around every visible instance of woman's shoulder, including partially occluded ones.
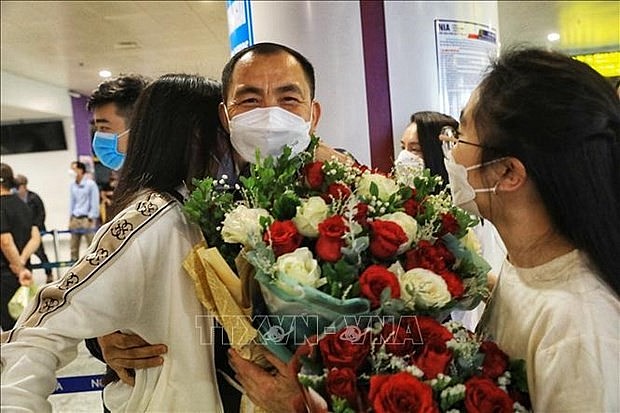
[103,191,181,234]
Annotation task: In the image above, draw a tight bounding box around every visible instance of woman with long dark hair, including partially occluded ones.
[445,48,620,410]
[397,111,458,186]
[1,74,231,412]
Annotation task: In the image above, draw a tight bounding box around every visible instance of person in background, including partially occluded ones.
[13,174,53,283]
[88,74,149,172]
[447,47,619,410]
[1,74,229,412]
[396,111,458,187]
[68,161,100,261]
[99,171,119,224]
[0,164,38,331]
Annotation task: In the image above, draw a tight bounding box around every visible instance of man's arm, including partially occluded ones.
[19,226,41,264]
[88,181,100,221]
[1,232,26,274]
[228,349,306,413]
[31,193,47,230]
[0,232,33,285]
[85,332,167,386]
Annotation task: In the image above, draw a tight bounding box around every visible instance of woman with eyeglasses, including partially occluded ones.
[446,47,619,411]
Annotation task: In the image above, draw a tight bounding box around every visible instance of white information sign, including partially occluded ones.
[435,20,498,120]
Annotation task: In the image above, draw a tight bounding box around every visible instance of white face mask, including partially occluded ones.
[444,151,502,216]
[227,106,312,163]
[68,169,77,179]
[395,149,425,169]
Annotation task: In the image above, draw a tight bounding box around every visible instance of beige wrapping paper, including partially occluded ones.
[183,242,269,413]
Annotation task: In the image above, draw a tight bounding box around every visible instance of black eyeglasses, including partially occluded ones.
[440,126,489,156]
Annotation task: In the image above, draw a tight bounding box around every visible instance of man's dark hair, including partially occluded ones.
[72,161,87,173]
[0,163,15,189]
[221,42,315,103]
[86,74,149,121]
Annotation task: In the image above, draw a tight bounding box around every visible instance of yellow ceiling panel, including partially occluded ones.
[559,2,620,51]
[573,51,620,77]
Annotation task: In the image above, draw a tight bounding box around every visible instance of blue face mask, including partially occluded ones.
[92,130,129,170]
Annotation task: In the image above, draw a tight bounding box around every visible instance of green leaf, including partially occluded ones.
[369,182,379,198]
[273,191,301,221]
[331,396,356,413]
[322,260,359,298]
[510,359,529,393]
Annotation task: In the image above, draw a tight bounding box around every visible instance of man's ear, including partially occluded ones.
[219,102,230,133]
[310,100,321,134]
[496,157,527,193]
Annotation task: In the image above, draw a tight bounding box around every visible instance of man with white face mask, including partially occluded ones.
[221,42,355,413]
[219,42,349,172]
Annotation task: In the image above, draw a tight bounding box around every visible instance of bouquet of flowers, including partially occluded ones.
[183,136,491,362]
[296,317,531,412]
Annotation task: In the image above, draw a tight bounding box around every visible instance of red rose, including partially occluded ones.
[305,161,325,189]
[316,236,344,262]
[465,376,514,413]
[356,164,372,174]
[480,341,510,379]
[317,215,347,238]
[403,195,420,217]
[439,270,465,298]
[404,240,455,273]
[368,372,439,413]
[263,220,303,257]
[354,202,369,226]
[380,320,419,357]
[319,326,370,370]
[439,212,460,235]
[416,316,454,343]
[412,339,453,379]
[325,368,358,406]
[323,183,351,203]
[359,265,400,309]
[368,220,408,260]
[316,215,347,262]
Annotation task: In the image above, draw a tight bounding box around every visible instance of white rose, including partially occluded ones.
[399,268,451,310]
[357,173,400,201]
[387,261,405,277]
[292,196,329,237]
[379,211,418,253]
[221,205,270,246]
[275,247,325,288]
[460,228,481,255]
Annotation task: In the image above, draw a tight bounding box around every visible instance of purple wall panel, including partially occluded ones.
[359,0,394,173]
[71,95,92,157]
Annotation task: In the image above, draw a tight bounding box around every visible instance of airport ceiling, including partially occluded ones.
[1,1,618,121]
